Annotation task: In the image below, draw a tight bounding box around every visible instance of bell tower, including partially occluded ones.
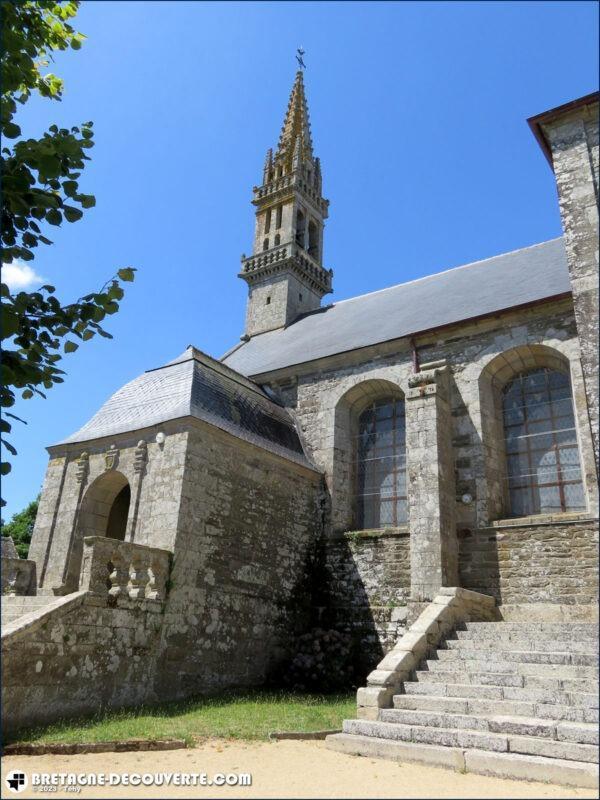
[239,69,333,337]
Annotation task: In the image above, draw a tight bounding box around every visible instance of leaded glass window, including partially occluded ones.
[354,397,407,529]
[502,368,585,517]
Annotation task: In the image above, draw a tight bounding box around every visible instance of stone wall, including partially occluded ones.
[154,420,323,699]
[2,591,164,733]
[323,529,410,674]
[458,516,599,606]
[270,300,597,531]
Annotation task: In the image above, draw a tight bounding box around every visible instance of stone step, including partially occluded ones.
[393,693,599,723]
[378,708,599,747]
[416,670,596,694]
[404,681,598,708]
[325,734,599,789]
[436,648,597,666]
[343,719,599,764]
[448,635,598,653]
[460,622,598,639]
[421,660,598,679]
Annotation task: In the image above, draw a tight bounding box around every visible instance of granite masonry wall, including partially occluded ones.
[459,517,599,607]
[2,591,165,733]
[264,299,599,639]
[323,529,410,672]
[4,418,323,730]
[154,420,323,700]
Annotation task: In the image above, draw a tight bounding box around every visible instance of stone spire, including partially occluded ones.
[238,70,332,338]
[276,70,314,168]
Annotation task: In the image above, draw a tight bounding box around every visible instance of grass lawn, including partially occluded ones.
[8,690,356,747]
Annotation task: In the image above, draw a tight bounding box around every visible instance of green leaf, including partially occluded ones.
[4,122,21,138]
[46,208,62,226]
[1,462,12,476]
[117,267,136,282]
[21,389,33,399]
[64,340,79,353]
[79,194,95,209]
[63,206,83,222]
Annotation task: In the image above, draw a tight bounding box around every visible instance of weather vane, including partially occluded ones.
[296,47,306,70]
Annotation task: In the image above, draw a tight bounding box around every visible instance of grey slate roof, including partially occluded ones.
[59,347,317,470]
[222,238,570,377]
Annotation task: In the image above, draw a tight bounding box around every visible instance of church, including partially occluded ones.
[2,72,598,786]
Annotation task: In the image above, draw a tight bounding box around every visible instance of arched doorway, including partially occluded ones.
[64,471,132,591]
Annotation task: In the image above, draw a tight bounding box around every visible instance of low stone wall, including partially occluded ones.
[458,517,599,605]
[323,530,410,673]
[2,538,172,733]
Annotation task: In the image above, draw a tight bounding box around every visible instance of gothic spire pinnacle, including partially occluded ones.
[276,70,313,164]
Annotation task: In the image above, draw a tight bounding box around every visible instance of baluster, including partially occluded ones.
[128,556,148,599]
[108,552,128,598]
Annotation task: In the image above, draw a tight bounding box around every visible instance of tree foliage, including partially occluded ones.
[1,495,39,559]
[1,1,135,489]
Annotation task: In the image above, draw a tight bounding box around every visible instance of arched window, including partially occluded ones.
[354,397,406,529]
[274,233,281,246]
[263,238,269,251]
[503,368,585,516]
[276,205,283,229]
[264,209,271,234]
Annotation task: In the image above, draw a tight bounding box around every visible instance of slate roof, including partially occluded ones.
[59,347,317,470]
[222,238,570,377]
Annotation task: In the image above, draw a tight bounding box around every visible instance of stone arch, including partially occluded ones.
[64,471,131,591]
[78,470,131,541]
[332,379,405,532]
[478,344,581,520]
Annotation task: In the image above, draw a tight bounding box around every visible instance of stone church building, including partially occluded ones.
[2,75,598,785]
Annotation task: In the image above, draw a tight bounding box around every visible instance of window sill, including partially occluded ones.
[342,527,409,540]
[488,512,595,529]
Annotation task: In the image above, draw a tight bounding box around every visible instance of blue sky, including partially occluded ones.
[2,0,598,519]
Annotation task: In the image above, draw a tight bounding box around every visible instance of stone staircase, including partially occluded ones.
[328,621,599,788]
[1,595,54,628]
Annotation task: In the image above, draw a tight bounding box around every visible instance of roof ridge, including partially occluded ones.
[332,237,564,308]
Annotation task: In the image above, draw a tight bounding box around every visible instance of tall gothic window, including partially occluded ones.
[264,209,271,234]
[295,209,305,247]
[276,205,283,229]
[354,397,407,529]
[308,220,319,259]
[503,368,585,517]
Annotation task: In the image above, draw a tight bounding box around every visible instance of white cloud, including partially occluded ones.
[2,260,46,291]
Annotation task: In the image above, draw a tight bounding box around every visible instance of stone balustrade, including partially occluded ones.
[79,536,171,603]
[240,242,332,293]
[1,557,37,596]
[356,587,497,717]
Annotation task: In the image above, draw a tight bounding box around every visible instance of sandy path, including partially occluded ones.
[2,739,596,799]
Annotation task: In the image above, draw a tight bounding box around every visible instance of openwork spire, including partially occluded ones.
[276,70,313,163]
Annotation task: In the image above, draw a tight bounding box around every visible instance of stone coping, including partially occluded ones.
[485,513,598,530]
[357,587,497,713]
[341,527,409,541]
[3,739,187,756]
[0,590,87,644]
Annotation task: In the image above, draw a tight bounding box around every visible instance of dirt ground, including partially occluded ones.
[2,739,596,799]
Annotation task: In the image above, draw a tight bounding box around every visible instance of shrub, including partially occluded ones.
[276,627,357,693]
